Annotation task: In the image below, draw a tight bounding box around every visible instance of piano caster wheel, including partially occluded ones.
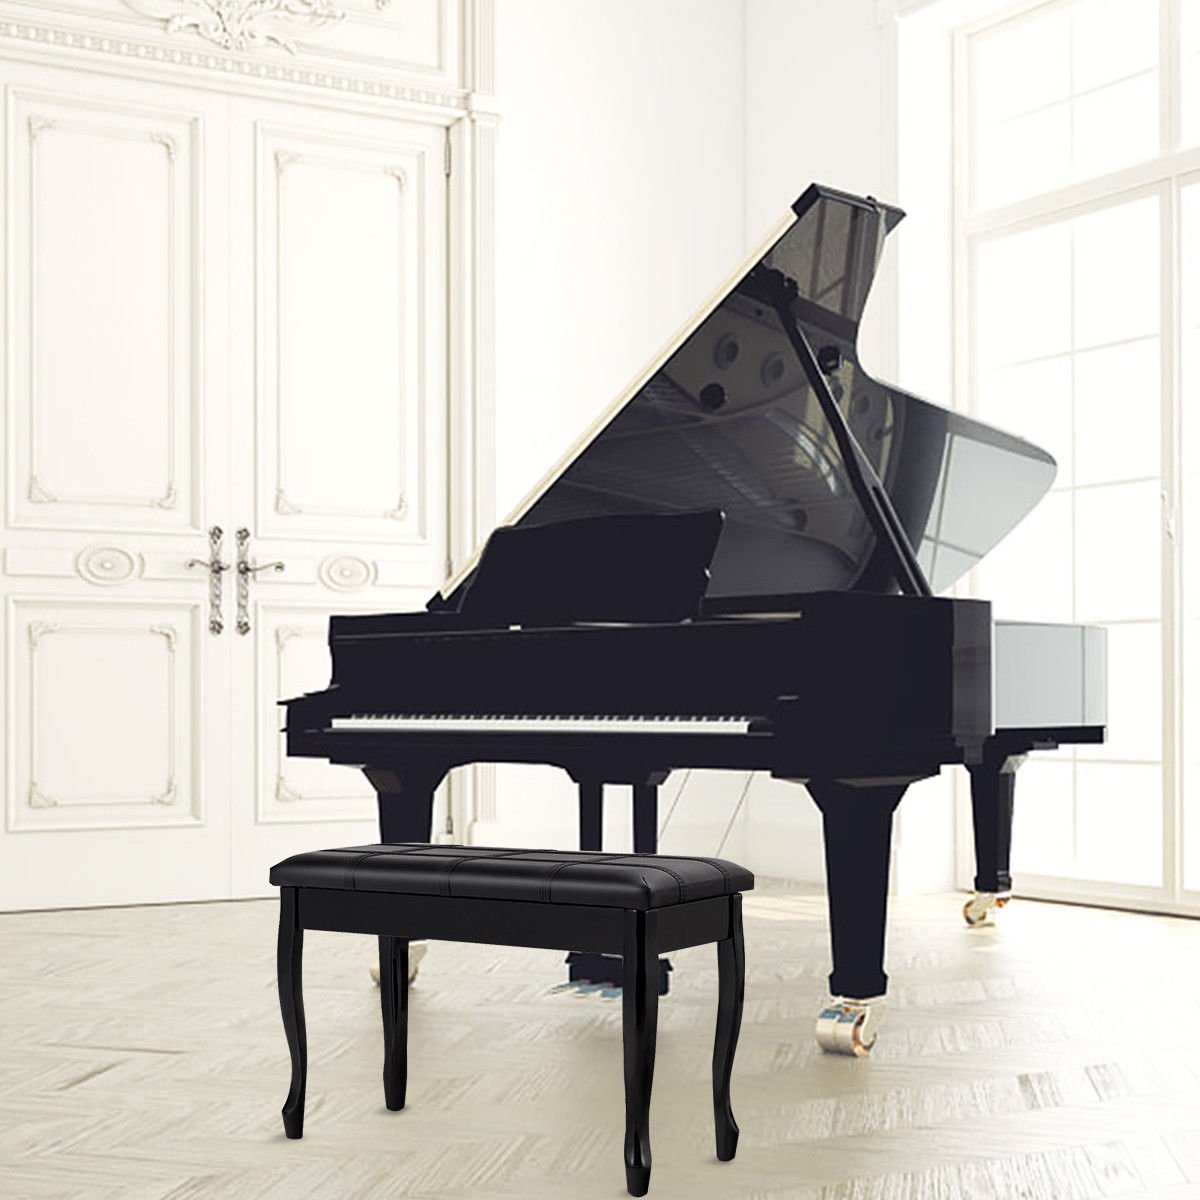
[962,892,1010,927]
[814,997,881,1057]
[370,940,428,986]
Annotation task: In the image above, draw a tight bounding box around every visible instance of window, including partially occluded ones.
[948,0,1199,910]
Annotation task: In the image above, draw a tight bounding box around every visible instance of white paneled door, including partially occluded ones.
[226,99,446,896]
[0,63,448,908]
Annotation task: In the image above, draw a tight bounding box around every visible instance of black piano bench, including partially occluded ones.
[269,843,753,1197]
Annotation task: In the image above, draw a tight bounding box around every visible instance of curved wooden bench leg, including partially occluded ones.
[277,887,307,1139]
[379,935,409,1111]
[713,893,744,1161]
[622,909,659,1196]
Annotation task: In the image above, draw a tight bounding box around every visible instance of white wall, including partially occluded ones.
[484,0,961,891]
[486,0,749,854]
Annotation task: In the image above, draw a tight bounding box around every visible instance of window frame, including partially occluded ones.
[949,0,1200,915]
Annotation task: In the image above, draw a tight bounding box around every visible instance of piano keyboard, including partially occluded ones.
[329,714,757,735]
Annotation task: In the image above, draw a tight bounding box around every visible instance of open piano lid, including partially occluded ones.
[437,183,1056,608]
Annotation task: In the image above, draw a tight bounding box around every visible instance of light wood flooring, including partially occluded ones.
[2,883,1199,1200]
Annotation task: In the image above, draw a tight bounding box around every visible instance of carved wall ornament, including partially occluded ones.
[27,476,57,504]
[275,777,303,802]
[153,781,179,805]
[275,624,305,649]
[150,623,179,652]
[27,781,56,809]
[76,545,142,586]
[27,620,59,648]
[1,18,470,110]
[123,0,346,55]
[149,131,177,161]
[275,486,301,514]
[319,553,375,591]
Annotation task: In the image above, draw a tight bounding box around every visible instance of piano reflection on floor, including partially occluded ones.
[284,183,1106,1057]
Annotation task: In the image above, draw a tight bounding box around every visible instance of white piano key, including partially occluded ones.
[329,714,756,735]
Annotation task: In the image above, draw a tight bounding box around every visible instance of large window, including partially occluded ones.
[950,0,1198,911]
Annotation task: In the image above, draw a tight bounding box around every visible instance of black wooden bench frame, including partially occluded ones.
[277,885,746,1197]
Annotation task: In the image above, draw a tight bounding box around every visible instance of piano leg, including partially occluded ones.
[579,777,604,851]
[363,764,449,985]
[364,764,448,844]
[964,747,1026,926]
[807,778,908,1056]
[564,773,672,996]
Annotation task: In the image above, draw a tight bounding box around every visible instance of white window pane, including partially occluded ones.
[1186,181,1200,324]
[1184,179,1200,890]
[1183,0,1200,146]
[1011,760,1075,878]
[1076,622,1160,761]
[1186,618,1200,888]
[979,356,1073,485]
[1074,336,1160,485]
[1075,763,1162,886]
[1073,195,1160,348]
[1071,0,1158,92]
[1073,72,1160,180]
[975,490,1074,622]
[1074,480,1160,622]
[972,8,1071,123]
[976,224,1072,368]
[975,103,1071,211]
[1186,761,1200,889]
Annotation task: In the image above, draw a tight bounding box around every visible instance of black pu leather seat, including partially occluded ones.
[269,843,753,910]
[271,841,752,1196]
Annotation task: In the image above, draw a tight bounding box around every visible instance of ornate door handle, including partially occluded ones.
[186,526,231,635]
[235,528,285,635]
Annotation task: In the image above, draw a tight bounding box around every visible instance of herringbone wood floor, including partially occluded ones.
[2,883,1198,1199]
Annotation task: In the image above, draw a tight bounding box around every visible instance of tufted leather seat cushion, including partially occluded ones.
[270,844,753,910]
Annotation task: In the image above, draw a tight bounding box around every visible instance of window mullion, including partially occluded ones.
[1163,175,1183,902]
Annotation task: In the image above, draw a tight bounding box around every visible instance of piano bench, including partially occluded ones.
[269,843,754,1197]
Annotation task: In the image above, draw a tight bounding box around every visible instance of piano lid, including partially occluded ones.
[440,183,1056,605]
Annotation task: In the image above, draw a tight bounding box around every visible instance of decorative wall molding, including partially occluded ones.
[21,620,182,819]
[267,135,416,532]
[0,17,469,110]
[21,107,183,517]
[123,0,346,56]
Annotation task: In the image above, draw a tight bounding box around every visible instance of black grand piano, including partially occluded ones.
[285,184,1106,1056]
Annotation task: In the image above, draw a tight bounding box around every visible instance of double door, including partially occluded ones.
[0,61,448,908]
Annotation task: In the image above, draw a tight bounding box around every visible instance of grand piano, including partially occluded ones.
[285,184,1106,1056]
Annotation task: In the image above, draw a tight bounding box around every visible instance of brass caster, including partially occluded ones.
[963,892,1011,927]
[814,997,882,1056]
[370,940,428,986]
